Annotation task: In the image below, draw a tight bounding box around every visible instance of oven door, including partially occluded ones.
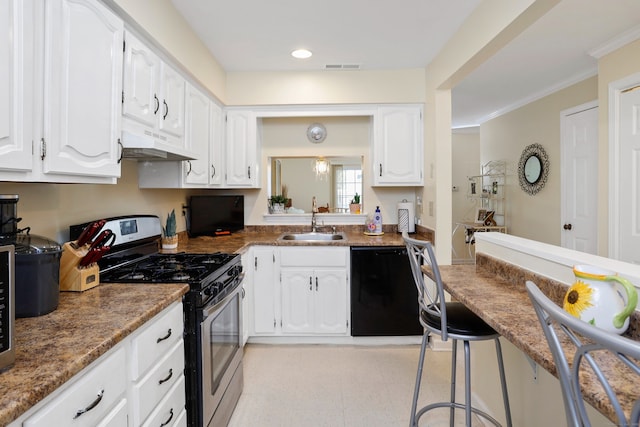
[201,285,243,427]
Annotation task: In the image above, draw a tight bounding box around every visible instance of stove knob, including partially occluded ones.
[203,285,217,296]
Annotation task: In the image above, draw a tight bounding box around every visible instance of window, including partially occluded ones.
[333,165,362,210]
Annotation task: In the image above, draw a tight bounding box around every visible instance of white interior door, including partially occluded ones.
[561,102,598,254]
[616,85,640,264]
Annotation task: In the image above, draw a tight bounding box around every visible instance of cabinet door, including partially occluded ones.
[0,0,33,172]
[252,247,277,334]
[122,31,159,128]
[158,63,185,140]
[374,105,423,185]
[225,110,257,187]
[209,102,224,186]
[183,84,210,185]
[42,0,123,178]
[314,269,348,334]
[281,269,314,334]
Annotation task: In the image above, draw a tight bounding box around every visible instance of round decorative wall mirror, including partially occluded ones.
[518,143,549,195]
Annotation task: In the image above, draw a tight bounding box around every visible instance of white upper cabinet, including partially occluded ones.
[183,83,210,186]
[209,102,224,186]
[373,104,423,186]
[122,32,158,129]
[122,31,186,151]
[0,0,124,183]
[225,109,259,187]
[41,0,123,178]
[158,64,185,140]
[0,0,33,173]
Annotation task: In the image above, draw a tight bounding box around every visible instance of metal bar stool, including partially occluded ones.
[526,281,640,426]
[403,233,512,427]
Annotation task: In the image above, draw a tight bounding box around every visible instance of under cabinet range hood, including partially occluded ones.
[120,130,197,161]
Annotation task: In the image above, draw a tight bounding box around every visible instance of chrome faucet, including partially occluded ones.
[311,196,318,232]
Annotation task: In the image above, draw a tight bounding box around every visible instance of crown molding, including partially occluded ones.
[589,24,640,59]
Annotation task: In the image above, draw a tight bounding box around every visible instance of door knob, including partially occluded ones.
[563,223,572,230]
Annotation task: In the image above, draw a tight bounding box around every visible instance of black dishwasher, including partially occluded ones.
[350,246,422,336]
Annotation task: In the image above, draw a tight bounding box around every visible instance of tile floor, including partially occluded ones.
[228,343,483,427]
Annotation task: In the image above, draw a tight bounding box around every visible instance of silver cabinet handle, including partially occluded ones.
[154,94,160,114]
[156,328,172,343]
[379,163,382,177]
[316,277,318,291]
[160,408,174,427]
[73,389,104,419]
[163,100,169,119]
[309,277,312,291]
[159,368,173,385]
[186,160,192,176]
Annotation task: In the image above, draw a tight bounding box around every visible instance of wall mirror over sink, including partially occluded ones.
[518,143,549,195]
[269,156,363,214]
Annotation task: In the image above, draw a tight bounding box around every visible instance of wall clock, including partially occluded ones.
[306,123,327,143]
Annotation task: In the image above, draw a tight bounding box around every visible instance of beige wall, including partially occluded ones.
[422,0,558,262]
[480,76,597,245]
[451,130,481,262]
[596,39,640,255]
[255,116,415,225]
[0,162,194,243]
[226,70,425,106]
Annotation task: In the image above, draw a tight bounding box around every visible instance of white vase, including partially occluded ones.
[272,203,285,213]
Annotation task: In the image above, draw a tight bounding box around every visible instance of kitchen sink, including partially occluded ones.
[278,232,347,242]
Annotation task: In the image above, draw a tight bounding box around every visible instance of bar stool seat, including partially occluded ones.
[403,233,512,427]
[421,302,497,337]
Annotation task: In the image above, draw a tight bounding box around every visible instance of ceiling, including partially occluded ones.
[171,0,640,128]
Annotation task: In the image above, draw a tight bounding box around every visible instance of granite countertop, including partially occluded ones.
[0,283,189,426]
[0,225,425,425]
[179,226,420,254]
[430,255,640,424]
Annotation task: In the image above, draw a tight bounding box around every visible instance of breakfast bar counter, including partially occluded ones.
[427,254,640,424]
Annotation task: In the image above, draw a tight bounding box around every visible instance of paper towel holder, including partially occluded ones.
[397,199,415,233]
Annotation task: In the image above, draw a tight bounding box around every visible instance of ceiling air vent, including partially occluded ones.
[324,64,361,70]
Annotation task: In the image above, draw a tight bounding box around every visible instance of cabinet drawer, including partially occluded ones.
[131,302,183,380]
[96,398,128,427]
[280,247,347,267]
[133,339,185,424]
[141,375,186,427]
[24,347,127,427]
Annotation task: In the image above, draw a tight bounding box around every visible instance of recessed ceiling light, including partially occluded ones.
[291,49,312,59]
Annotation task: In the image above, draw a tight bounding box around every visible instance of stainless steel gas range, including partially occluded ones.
[70,215,244,427]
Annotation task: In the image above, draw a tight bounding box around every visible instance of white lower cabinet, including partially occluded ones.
[23,347,127,427]
[12,302,185,427]
[249,246,349,337]
[130,303,185,426]
[281,268,348,334]
[141,375,187,427]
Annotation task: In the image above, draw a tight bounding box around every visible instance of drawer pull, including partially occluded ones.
[156,328,172,343]
[160,408,174,427]
[159,368,173,385]
[73,389,104,419]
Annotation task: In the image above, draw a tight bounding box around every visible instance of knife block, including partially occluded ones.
[59,241,100,292]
